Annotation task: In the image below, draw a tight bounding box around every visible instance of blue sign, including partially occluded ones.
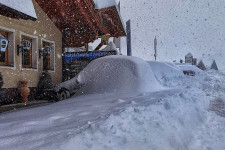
[65,51,115,63]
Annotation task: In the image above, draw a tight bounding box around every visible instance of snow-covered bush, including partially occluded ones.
[0,72,3,89]
[37,71,53,90]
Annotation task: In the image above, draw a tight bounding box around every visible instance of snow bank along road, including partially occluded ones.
[0,56,225,150]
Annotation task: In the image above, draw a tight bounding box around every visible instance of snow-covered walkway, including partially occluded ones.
[0,89,180,150]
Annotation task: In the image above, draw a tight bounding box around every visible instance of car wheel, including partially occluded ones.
[58,88,70,101]
[58,91,67,101]
[64,90,70,99]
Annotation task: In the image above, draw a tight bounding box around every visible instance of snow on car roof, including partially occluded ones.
[75,55,163,94]
[0,0,37,19]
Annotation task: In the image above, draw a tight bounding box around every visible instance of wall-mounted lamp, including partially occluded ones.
[17,40,31,55]
[39,46,52,58]
[0,35,9,52]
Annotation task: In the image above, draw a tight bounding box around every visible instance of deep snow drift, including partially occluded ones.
[57,70,225,150]
[0,56,225,150]
[148,61,184,85]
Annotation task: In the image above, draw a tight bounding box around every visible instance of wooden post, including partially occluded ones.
[114,2,121,54]
[85,43,89,51]
[154,36,157,61]
[62,29,66,81]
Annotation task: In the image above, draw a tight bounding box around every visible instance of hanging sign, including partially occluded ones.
[101,34,110,45]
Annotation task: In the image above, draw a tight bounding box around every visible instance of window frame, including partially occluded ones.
[0,26,16,69]
[41,38,55,72]
[21,36,33,68]
[20,32,38,71]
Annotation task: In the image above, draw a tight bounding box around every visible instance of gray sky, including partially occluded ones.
[118,0,225,71]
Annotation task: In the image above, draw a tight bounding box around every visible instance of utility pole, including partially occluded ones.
[154,36,157,61]
[62,29,67,81]
[113,2,121,54]
[126,20,132,56]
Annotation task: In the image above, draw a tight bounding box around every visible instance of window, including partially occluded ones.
[41,40,55,71]
[22,36,32,68]
[0,30,8,66]
[0,27,15,67]
[20,33,38,70]
[42,41,51,70]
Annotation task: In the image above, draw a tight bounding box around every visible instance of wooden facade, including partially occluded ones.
[0,0,62,102]
[0,0,125,102]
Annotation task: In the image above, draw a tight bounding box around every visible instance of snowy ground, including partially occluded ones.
[0,57,225,150]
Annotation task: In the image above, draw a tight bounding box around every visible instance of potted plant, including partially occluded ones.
[18,80,30,103]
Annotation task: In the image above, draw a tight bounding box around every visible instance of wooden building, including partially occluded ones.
[0,0,62,102]
[0,0,125,102]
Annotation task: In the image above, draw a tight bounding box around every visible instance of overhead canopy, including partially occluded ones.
[35,0,126,47]
[0,0,37,21]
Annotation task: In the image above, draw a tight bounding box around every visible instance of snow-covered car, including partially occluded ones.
[54,55,162,100]
[176,64,202,76]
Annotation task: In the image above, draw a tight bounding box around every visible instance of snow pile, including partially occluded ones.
[0,0,37,18]
[56,70,225,150]
[76,55,163,94]
[148,61,184,85]
[0,62,225,150]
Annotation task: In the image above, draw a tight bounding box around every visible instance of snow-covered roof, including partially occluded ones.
[93,0,117,9]
[93,0,126,36]
[185,52,193,57]
[101,41,117,52]
[0,0,37,19]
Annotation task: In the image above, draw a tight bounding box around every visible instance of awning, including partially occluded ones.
[35,0,126,47]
